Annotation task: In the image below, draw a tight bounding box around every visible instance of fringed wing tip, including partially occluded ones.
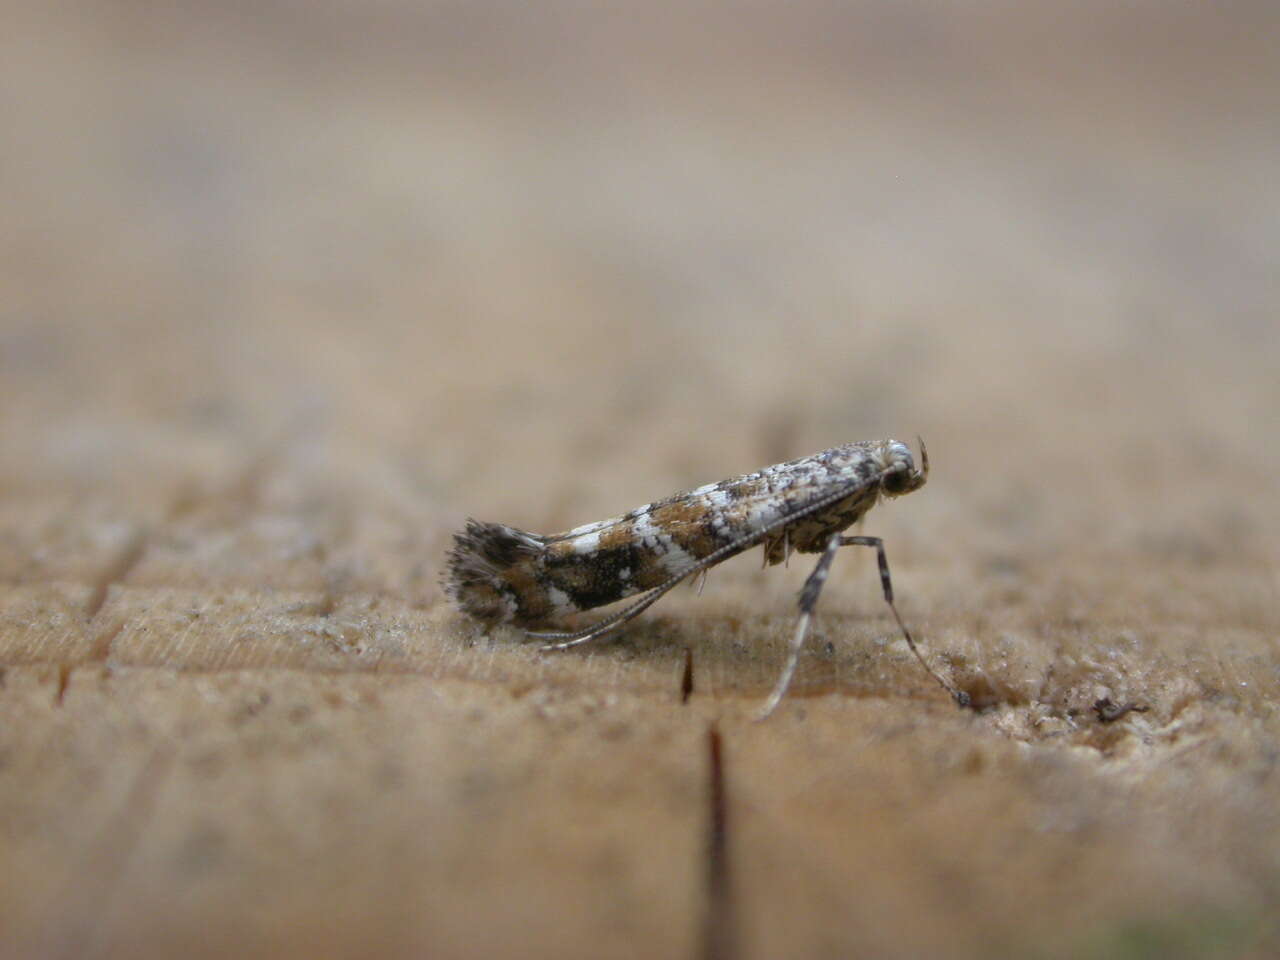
[441,519,545,621]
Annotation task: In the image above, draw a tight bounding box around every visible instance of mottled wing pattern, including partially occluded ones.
[533,441,891,618]
[443,439,917,626]
[441,437,962,716]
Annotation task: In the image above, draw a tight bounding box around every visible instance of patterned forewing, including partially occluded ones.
[536,445,885,613]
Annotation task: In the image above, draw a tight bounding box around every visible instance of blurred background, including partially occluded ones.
[4,0,1277,543]
[3,3,1280,958]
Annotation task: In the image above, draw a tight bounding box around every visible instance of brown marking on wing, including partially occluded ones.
[455,581,509,621]
[669,521,719,561]
[723,477,766,501]
[631,547,675,589]
[542,560,598,596]
[503,562,555,625]
[542,538,578,562]
[599,521,637,551]
[648,499,721,562]
[649,498,708,527]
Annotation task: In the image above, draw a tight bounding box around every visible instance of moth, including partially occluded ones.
[442,438,966,716]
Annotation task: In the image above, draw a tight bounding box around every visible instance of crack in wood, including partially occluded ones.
[89,619,127,664]
[83,530,148,620]
[55,663,72,706]
[703,723,736,960]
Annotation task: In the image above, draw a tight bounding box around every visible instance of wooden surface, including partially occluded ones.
[3,3,1279,958]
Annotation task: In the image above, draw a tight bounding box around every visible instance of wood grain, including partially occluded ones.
[3,3,1279,958]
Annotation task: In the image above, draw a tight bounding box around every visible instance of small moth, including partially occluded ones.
[442,438,967,716]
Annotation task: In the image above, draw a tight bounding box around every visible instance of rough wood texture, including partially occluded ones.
[2,3,1279,958]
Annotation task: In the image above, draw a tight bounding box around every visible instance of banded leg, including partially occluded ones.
[527,575,688,651]
[757,533,842,718]
[757,533,967,719]
[839,535,968,707]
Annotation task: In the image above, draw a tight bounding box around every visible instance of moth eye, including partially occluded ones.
[881,469,911,494]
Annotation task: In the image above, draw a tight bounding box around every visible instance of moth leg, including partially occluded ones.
[528,574,689,651]
[761,529,792,569]
[757,532,843,719]
[838,535,969,707]
[532,620,622,651]
[527,606,642,650]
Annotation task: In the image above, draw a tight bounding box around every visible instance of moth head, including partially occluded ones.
[879,437,928,497]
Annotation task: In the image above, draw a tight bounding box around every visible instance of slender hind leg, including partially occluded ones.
[527,574,688,650]
[757,533,843,718]
[756,533,967,719]
[838,535,968,708]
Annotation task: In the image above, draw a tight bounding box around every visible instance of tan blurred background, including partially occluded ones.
[2,2,1278,958]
